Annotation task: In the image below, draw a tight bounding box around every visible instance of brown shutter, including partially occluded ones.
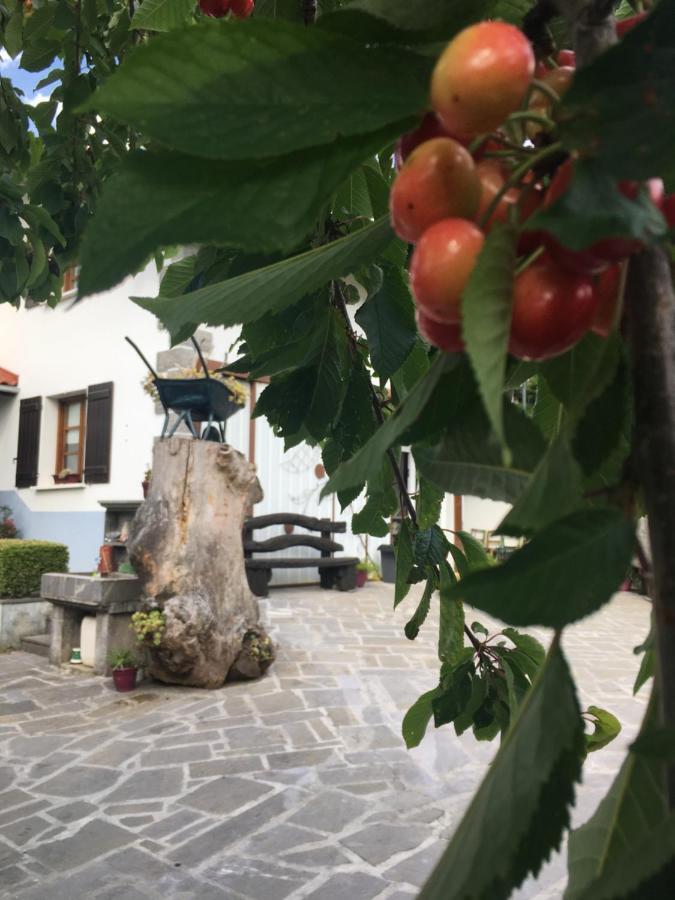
[15,396,42,488]
[84,382,113,484]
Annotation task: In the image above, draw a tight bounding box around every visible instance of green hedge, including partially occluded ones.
[0,540,69,597]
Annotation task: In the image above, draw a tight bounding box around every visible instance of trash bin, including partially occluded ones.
[379,544,395,583]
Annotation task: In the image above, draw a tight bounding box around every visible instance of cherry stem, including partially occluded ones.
[529,77,563,105]
[515,245,545,274]
[506,110,556,129]
[478,141,562,230]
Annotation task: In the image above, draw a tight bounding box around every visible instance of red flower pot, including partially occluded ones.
[112,667,137,692]
[99,544,116,575]
[142,480,150,498]
[356,570,368,588]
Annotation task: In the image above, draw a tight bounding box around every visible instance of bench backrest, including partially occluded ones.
[243,514,346,559]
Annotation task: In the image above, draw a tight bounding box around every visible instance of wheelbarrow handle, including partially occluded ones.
[191,336,211,379]
[125,336,159,379]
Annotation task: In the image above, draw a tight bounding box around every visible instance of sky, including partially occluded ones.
[0,49,53,105]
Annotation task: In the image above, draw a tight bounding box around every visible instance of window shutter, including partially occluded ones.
[84,382,113,484]
[15,397,42,488]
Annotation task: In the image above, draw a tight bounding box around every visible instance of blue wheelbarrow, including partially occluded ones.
[125,336,244,442]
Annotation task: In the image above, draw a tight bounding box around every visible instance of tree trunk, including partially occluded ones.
[128,437,274,688]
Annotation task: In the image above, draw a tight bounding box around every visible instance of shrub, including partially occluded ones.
[0,540,69,597]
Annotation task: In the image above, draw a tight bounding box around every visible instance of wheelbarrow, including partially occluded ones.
[125,336,244,442]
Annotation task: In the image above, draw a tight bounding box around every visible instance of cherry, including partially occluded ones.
[591,265,622,338]
[395,113,451,166]
[230,0,254,16]
[474,161,542,233]
[661,194,675,229]
[431,22,535,138]
[416,309,464,353]
[556,49,576,67]
[410,218,484,325]
[509,253,598,361]
[616,13,648,38]
[526,66,574,137]
[390,138,480,244]
[199,0,230,16]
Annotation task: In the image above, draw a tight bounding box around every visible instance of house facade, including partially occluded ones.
[0,265,508,577]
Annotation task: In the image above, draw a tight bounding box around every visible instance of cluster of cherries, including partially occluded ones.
[393,14,673,361]
[199,0,253,19]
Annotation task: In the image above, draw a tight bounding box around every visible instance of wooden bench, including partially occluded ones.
[243,513,358,597]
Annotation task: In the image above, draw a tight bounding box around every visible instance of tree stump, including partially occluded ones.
[128,437,274,688]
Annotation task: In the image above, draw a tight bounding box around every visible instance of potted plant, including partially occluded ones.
[109,648,139,692]
[142,465,151,498]
[53,468,80,485]
[356,561,369,588]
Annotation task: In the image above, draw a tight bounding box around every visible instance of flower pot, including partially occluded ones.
[142,480,150,498]
[53,473,80,484]
[356,570,368,588]
[112,666,137,692]
[99,544,116,575]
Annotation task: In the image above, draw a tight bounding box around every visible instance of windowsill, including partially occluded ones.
[34,484,86,492]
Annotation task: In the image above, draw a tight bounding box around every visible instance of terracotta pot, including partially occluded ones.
[356,570,368,588]
[112,667,137,692]
[99,544,116,575]
[142,480,150,499]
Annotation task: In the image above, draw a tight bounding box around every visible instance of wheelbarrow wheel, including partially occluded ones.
[202,425,222,442]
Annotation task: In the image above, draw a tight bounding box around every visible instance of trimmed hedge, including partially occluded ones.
[0,540,69,597]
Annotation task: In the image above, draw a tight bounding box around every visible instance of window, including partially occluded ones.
[56,396,85,479]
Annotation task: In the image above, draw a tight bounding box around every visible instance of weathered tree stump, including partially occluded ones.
[128,437,274,688]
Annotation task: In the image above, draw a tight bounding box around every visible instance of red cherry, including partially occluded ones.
[616,13,648,38]
[410,218,485,325]
[661,195,675,230]
[395,113,451,167]
[390,138,480,243]
[591,265,622,338]
[230,0,254,17]
[199,0,230,16]
[431,22,535,138]
[416,309,464,353]
[556,49,576,67]
[509,253,598,361]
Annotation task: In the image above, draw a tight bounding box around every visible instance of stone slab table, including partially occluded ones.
[41,573,142,675]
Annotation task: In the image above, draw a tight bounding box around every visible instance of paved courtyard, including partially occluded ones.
[0,582,650,899]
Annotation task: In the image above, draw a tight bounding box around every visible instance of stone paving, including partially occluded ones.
[0,583,651,899]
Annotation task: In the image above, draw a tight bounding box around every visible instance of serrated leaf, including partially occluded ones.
[584,706,621,753]
[448,509,636,629]
[413,525,450,569]
[573,351,631,477]
[402,686,442,750]
[416,477,444,530]
[132,216,395,341]
[453,672,488,736]
[404,575,434,641]
[394,519,414,608]
[354,262,416,379]
[438,562,464,666]
[497,435,584,537]
[85,19,429,161]
[80,128,399,296]
[462,222,517,455]
[541,332,620,423]
[502,627,545,669]
[351,494,390,537]
[420,638,584,900]
[526,159,666,251]
[559,1,675,189]
[432,660,473,727]
[131,0,194,32]
[565,692,675,900]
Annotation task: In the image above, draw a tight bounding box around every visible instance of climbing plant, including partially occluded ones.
[2,0,675,896]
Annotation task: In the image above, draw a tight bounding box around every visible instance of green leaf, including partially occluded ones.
[573,351,632,477]
[633,620,655,695]
[323,352,457,497]
[432,659,474,728]
[402,686,442,750]
[584,706,621,754]
[305,308,351,440]
[502,627,546,669]
[413,525,450,569]
[526,159,666,251]
[565,693,675,900]
[80,127,399,296]
[630,725,675,759]
[462,222,517,455]
[532,373,563,442]
[351,494,391,537]
[438,562,465,666]
[420,638,584,900]
[354,262,416,379]
[497,436,584,537]
[394,519,414,608]
[417,478,444,530]
[541,332,621,423]
[453,672,489,736]
[415,402,546,504]
[130,0,194,31]
[86,19,429,161]
[404,575,434,640]
[448,509,636,629]
[558,1,675,189]
[133,216,395,342]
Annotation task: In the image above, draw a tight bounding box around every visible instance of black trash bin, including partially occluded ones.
[379,544,395,583]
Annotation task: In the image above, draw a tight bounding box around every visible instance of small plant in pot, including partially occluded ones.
[356,558,381,587]
[109,648,139,692]
[53,468,80,485]
[142,465,151,499]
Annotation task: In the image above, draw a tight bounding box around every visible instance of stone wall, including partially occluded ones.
[0,597,50,649]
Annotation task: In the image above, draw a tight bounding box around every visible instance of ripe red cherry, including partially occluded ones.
[416,309,464,353]
[591,265,622,338]
[410,219,484,324]
[431,22,535,138]
[199,0,230,16]
[616,13,648,38]
[230,0,254,16]
[661,194,675,229]
[556,49,576,67]
[509,253,598,361]
[395,113,451,166]
[390,138,480,244]
[474,162,542,233]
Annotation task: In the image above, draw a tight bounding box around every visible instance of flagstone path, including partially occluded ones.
[0,583,650,899]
